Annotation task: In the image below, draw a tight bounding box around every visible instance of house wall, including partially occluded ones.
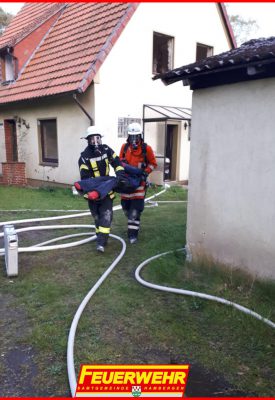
[92,3,231,182]
[187,78,275,280]
[0,86,94,185]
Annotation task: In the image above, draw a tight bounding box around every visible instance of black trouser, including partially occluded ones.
[88,196,113,246]
[121,199,145,239]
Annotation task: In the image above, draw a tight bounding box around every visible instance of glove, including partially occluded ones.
[116,169,126,176]
[142,171,148,180]
[83,190,100,201]
[74,182,83,193]
[116,170,128,181]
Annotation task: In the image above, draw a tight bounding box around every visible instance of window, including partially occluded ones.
[38,119,58,165]
[153,32,174,74]
[118,117,141,138]
[196,43,213,62]
[0,51,18,83]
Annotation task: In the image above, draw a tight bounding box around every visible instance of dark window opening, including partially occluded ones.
[38,119,58,165]
[0,51,18,83]
[153,32,174,74]
[196,43,213,62]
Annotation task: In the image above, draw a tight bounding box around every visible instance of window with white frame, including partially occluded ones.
[38,119,58,165]
[196,43,213,62]
[153,32,174,75]
[118,117,142,138]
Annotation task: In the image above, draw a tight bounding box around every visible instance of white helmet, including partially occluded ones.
[127,122,142,135]
[85,125,102,139]
[84,126,103,147]
[127,122,142,149]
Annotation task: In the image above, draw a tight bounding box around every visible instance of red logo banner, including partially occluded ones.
[76,364,190,398]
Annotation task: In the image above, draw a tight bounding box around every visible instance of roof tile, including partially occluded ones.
[0,3,66,49]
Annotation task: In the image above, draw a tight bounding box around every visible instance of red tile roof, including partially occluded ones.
[0,3,66,49]
[0,2,138,104]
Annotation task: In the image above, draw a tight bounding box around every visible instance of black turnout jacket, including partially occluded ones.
[78,144,124,180]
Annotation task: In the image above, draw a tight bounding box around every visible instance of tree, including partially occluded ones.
[229,14,259,46]
[0,7,13,35]
[225,4,259,46]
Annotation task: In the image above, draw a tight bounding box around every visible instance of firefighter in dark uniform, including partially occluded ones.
[78,126,124,253]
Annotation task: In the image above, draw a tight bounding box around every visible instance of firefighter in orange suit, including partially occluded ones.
[119,123,157,244]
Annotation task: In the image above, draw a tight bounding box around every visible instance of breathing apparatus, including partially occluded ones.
[127,122,143,150]
[83,126,103,153]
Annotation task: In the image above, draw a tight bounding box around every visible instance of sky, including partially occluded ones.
[1,2,275,41]
[1,2,24,14]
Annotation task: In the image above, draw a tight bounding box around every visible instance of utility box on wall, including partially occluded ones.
[4,225,18,277]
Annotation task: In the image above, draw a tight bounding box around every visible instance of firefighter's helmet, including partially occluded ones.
[127,123,142,148]
[84,126,102,146]
[127,122,142,136]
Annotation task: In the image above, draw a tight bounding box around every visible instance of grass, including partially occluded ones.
[0,185,274,397]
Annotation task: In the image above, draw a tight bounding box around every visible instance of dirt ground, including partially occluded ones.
[0,293,250,398]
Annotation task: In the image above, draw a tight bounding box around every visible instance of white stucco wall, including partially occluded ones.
[0,87,94,185]
[92,2,231,179]
[187,78,275,280]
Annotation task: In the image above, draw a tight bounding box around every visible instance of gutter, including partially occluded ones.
[158,56,275,88]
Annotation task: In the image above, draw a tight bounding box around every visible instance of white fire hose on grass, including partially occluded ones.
[135,249,275,330]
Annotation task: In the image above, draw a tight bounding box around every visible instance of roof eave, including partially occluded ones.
[0,89,78,107]
[77,3,139,93]
[163,59,275,90]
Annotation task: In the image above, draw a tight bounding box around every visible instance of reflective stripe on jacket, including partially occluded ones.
[79,145,122,178]
[78,144,123,199]
[119,142,157,199]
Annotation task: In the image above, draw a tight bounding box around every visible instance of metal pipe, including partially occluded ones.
[73,94,94,124]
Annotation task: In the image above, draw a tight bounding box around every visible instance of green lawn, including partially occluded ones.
[0,185,274,397]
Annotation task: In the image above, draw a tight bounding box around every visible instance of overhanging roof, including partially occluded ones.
[154,37,275,90]
[143,104,191,122]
